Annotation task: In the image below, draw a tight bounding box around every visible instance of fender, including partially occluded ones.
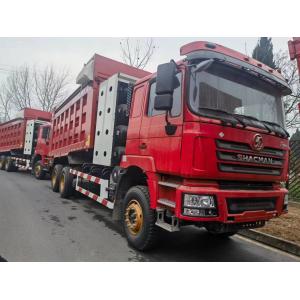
[120,155,156,173]
[146,171,159,209]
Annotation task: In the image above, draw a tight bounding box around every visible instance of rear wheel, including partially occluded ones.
[122,185,158,251]
[0,156,6,170]
[33,160,46,180]
[59,166,74,198]
[51,164,63,192]
[5,157,16,172]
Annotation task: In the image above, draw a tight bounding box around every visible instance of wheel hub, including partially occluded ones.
[35,165,41,177]
[51,172,57,187]
[60,175,65,192]
[125,199,143,236]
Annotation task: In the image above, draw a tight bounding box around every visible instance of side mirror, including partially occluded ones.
[154,94,173,111]
[156,62,180,95]
[298,103,300,113]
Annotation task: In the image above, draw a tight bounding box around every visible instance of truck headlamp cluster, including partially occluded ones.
[182,194,217,217]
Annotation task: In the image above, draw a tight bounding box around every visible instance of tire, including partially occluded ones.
[59,166,74,198]
[116,104,128,125]
[51,164,64,192]
[5,157,15,172]
[122,185,158,251]
[112,146,125,165]
[115,125,128,146]
[0,156,6,170]
[33,160,46,180]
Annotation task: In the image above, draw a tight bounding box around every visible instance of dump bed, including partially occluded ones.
[0,108,52,153]
[49,54,150,158]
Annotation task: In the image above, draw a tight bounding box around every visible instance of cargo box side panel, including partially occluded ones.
[93,76,118,166]
[93,73,137,166]
[49,85,98,158]
[0,119,26,153]
[23,120,35,155]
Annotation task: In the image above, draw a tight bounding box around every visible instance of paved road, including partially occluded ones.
[0,170,298,262]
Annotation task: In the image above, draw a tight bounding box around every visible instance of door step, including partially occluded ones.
[155,209,180,232]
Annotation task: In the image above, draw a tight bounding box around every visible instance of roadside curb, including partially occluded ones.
[238,229,300,257]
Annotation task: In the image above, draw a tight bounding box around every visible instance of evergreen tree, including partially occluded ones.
[290,129,300,141]
[252,37,276,69]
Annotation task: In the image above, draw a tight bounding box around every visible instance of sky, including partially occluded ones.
[0,37,291,95]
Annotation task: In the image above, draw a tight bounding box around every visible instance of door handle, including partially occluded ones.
[139,143,147,150]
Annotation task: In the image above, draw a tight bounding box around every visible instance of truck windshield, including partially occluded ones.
[188,63,285,127]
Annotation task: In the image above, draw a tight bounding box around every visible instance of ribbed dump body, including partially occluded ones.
[49,54,150,158]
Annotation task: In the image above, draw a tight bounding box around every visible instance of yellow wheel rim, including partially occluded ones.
[60,174,65,192]
[35,165,41,177]
[125,199,143,236]
[51,171,57,187]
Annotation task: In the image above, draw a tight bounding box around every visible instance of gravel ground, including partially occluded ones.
[257,206,300,244]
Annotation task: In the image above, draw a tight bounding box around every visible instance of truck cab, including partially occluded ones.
[32,123,51,179]
[118,41,290,245]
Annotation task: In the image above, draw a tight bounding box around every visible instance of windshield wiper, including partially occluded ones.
[261,120,289,137]
[198,107,244,127]
[233,113,289,137]
[233,113,272,133]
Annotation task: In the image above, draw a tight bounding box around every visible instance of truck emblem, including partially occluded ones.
[252,134,264,151]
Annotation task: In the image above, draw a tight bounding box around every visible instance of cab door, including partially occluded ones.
[139,72,183,175]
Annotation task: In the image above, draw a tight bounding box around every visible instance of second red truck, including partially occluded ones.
[0,108,51,178]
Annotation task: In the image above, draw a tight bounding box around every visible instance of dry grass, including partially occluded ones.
[256,206,300,245]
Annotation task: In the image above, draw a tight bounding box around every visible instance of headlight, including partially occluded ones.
[183,194,216,208]
[284,194,288,205]
[182,194,218,217]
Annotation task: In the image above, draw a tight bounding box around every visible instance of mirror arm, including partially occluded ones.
[170,59,180,70]
[165,111,177,135]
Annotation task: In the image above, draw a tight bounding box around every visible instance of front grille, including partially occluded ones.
[227,197,277,214]
[219,181,273,190]
[216,140,284,157]
[216,139,285,176]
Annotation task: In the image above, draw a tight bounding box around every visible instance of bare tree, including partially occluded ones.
[274,50,300,129]
[120,38,156,69]
[0,84,12,122]
[33,65,70,112]
[5,65,33,110]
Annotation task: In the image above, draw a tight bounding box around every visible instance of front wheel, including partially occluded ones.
[33,160,46,180]
[122,185,158,251]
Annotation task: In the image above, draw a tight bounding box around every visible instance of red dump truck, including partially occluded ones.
[0,108,52,178]
[44,42,291,251]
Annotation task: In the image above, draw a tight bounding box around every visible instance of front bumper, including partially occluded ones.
[173,184,287,223]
